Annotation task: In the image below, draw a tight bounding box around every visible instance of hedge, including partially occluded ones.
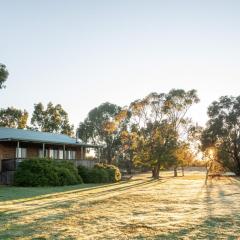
[14,158,83,187]
[94,163,121,182]
[78,163,121,183]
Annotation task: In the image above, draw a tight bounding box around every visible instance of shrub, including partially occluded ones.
[78,163,121,184]
[78,165,109,183]
[90,168,109,183]
[94,163,121,182]
[77,165,91,183]
[14,158,82,187]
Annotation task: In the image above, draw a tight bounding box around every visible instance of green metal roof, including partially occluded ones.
[0,127,98,147]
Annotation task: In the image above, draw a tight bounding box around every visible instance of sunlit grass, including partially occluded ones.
[0,171,239,239]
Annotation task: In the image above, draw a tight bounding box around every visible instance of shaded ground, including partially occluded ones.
[0,171,240,239]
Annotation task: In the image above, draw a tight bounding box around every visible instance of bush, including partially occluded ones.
[14,158,82,187]
[78,163,121,183]
[88,168,110,183]
[77,165,91,183]
[94,163,121,182]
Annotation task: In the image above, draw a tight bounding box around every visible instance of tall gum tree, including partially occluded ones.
[31,102,74,136]
[201,96,240,176]
[0,107,28,129]
[78,102,122,164]
[118,89,199,179]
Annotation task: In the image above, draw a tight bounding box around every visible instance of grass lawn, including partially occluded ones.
[0,170,240,239]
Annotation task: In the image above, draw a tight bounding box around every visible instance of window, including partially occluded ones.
[53,150,58,159]
[59,150,63,159]
[72,151,76,160]
[16,148,27,158]
[67,150,71,160]
[66,150,76,160]
[43,149,76,160]
[49,149,54,159]
[39,149,44,158]
[47,149,61,159]
[45,149,49,158]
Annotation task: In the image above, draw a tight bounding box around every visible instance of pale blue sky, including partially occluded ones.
[1,0,240,128]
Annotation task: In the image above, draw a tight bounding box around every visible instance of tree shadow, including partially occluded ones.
[0,211,78,239]
[0,177,168,239]
[0,178,142,203]
[144,214,239,240]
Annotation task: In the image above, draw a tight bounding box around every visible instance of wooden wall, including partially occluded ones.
[0,141,87,172]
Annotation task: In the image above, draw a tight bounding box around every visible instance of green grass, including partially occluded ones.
[0,183,101,202]
[0,171,240,239]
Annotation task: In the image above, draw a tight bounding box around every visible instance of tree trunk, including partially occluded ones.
[152,164,160,179]
[107,149,112,164]
[205,161,213,185]
[233,142,240,176]
[205,166,210,185]
[181,166,184,176]
[174,167,178,177]
[126,159,133,174]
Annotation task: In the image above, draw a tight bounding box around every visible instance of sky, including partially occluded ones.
[1,0,240,129]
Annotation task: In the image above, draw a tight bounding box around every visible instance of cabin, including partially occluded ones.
[0,127,100,184]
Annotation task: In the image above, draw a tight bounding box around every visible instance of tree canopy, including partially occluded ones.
[78,102,122,164]
[113,89,199,178]
[201,95,240,175]
[0,63,8,89]
[31,102,74,136]
[0,107,28,129]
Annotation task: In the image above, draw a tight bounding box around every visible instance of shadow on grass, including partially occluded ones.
[0,211,78,239]
[0,183,99,202]
[0,178,166,239]
[0,178,163,219]
[0,178,144,202]
[139,215,240,240]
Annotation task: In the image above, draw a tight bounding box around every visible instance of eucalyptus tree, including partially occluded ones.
[201,95,240,176]
[0,107,28,129]
[78,102,122,164]
[118,89,199,178]
[164,89,200,176]
[31,102,74,136]
[0,63,8,89]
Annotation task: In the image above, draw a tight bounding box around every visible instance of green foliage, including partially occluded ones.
[77,165,91,183]
[117,89,199,178]
[0,107,28,129]
[77,164,121,183]
[0,63,8,89]
[77,165,109,183]
[14,158,82,187]
[175,142,195,167]
[201,95,240,175]
[94,163,122,182]
[31,102,74,136]
[90,168,110,183]
[78,102,122,164]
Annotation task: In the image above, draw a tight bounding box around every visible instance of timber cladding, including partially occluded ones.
[0,141,85,161]
[0,143,16,159]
